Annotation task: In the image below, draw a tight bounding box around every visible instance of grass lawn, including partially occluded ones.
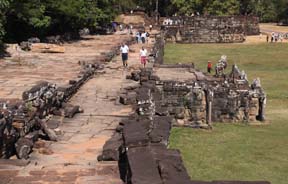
[165,43,288,183]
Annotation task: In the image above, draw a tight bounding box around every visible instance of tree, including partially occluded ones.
[171,0,206,15]
[205,0,240,16]
[5,0,52,42]
[275,0,288,23]
[116,0,135,12]
[4,0,119,42]
[1,0,287,44]
[0,0,9,46]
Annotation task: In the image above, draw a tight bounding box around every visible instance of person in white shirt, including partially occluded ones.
[141,32,146,44]
[149,24,153,32]
[120,43,129,67]
[139,46,148,67]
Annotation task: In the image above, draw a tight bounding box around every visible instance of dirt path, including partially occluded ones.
[260,23,288,33]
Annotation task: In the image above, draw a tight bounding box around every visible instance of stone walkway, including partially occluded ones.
[0,34,130,99]
[0,30,155,184]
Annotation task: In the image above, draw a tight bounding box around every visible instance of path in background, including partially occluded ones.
[260,23,288,33]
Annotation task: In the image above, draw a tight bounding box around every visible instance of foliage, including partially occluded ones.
[4,0,119,42]
[1,0,288,44]
[0,0,9,36]
[165,42,288,184]
[116,0,136,12]
[170,0,206,15]
[276,0,288,23]
[205,0,240,16]
[169,0,288,22]
[0,0,9,50]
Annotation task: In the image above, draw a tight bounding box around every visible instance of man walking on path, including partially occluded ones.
[120,43,129,67]
[140,46,148,68]
[141,32,146,44]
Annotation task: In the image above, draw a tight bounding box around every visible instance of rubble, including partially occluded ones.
[20,42,65,53]
[100,65,268,183]
[99,33,268,184]
[0,37,135,159]
[97,132,123,161]
[0,64,94,159]
[30,43,66,53]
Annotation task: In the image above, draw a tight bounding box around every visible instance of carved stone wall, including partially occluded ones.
[163,16,260,43]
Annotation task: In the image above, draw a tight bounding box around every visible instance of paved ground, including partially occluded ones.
[0,34,130,99]
[0,28,156,183]
[155,67,197,81]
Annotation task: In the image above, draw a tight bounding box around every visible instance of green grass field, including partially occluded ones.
[165,43,288,183]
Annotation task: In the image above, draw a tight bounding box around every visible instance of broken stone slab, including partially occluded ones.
[123,120,150,148]
[194,71,206,81]
[46,119,61,129]
[15,137,34,159]
[97,133,123,161]
[151,146,192,184]
[154,63,195,68]
[149,116,172,146]
[127,147,163,184]
[136,88,151,102]
[63,104,83,118]
[0,158,30,166]
[119,92,137,105]
[30,43,65,53]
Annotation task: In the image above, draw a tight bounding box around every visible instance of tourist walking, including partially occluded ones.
[135,32,140,43]
[137,32,142,43]
[141,32,146,44]
[129,24,133,35]
[140,46,148,68]
[112,22,117,32]
[207,61,212,73]
[145,32,150,44]
[279,34,283,42]
[271,32,275,42]
[120,43,129,67]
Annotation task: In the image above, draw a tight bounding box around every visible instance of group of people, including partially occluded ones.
[207,55,228,75]
[118,23,154,68]
[266,32,284,43]
[135,31,150,44]
[112,22,133,34]
[120,44,148,68]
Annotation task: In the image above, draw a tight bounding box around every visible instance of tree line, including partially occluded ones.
[0,0,288,48]
[0,0,121,44]
[141,0,288,23]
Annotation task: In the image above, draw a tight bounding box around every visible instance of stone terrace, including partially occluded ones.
[0,31,155,184]
[0,35,130,99]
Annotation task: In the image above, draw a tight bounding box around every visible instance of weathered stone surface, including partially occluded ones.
[163,16,259,43]
[123,120,150,148]
[149,116,172,146]
[98,133,123,161]
[127,147,163,184]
